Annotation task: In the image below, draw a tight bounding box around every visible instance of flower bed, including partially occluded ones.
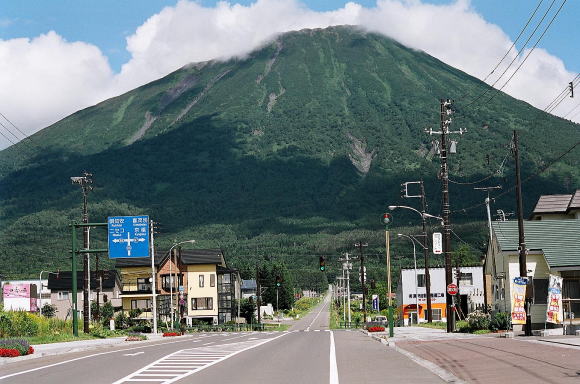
[162,332,181,337]
[0,339,34,357]
[367,326,385,333]
[125,332,147,341]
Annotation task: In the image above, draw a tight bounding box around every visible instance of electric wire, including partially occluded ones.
[481,0,546,84]
[451,139,580,214]
[448,149,510,186]
[544,75,579,114]
[462,0,561,110]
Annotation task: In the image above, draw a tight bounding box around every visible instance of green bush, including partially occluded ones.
[41,304,57,318]
[115,312,129,329]
[456,320,470,333]
[9,311,40,337]
[490,312,511,331]
[466,310,491,331]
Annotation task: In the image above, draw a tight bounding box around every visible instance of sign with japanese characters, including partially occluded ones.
[433,232,443,254]
[107,216,150,258]
[510,276,528,325]
[546,275,563,324]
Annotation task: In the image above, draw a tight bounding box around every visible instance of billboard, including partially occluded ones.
[510,277,527,325]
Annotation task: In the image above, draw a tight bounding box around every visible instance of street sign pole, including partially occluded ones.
[150,220,158,334]
[71,223,78,337]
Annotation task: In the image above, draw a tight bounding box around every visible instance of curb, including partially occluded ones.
[362,330,466,383]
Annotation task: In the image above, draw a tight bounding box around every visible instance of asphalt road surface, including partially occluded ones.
[0,296,443,383]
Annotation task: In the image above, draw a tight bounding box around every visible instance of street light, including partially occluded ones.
[38,270,59,315]
[389,205,443,323]
[168,240,195,329]
[397,234,426,326]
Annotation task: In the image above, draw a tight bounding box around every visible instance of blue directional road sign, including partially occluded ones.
[108,216,150,259]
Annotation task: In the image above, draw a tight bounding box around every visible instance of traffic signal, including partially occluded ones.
[319,256,326,272]
[400,182,408,198]
[276,275,282,287]
[382,212,393,226]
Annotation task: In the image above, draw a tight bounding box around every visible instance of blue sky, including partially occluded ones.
[0,0,578,147]
[1,0,577,73]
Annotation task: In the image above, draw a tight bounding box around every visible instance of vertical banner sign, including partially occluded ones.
[546,274,563,324]
[432,233,443,255]
[511,277,527,325]
[372,294,379,311]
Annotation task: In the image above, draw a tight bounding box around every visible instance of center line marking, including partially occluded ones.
[329,331,339,384]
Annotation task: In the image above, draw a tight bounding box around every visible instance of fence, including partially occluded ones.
[185,323,265,332]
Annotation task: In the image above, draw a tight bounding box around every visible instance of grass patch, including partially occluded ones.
[264,323,291,332]
[417,322,447,329]
[329,302,341,329]
[25,333,98,345]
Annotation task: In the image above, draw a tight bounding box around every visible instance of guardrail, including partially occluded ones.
[338,321,359,329]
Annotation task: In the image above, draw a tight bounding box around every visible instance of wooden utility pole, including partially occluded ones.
[513,131,532,336]
[355,242,368,323]
[256,266,261,326]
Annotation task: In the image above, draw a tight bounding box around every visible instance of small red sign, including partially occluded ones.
[447,283,458,295]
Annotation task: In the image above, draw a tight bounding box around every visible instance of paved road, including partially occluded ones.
[1,296,444,383]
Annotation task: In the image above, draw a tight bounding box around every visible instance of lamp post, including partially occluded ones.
[389,205,443,323]
[38,270,59,315]
[397,234,426,325]
[168,240,195,329]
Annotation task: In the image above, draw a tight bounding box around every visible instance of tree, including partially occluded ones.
[41,303,57,318]
[239,298,256,324]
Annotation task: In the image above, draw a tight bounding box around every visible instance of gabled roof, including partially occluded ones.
[179,249,225,266]
[532,190,580,215]
[47,270,120,291]
[115,251,166,268]
[492,220,580,268]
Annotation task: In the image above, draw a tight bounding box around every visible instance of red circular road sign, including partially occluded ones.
[447,283,458,295]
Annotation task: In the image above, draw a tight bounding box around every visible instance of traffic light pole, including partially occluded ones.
[385,230,394,337]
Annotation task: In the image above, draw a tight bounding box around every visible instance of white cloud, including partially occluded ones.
[0,0,577,149]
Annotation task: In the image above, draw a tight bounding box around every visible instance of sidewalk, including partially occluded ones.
[386,327,580,383]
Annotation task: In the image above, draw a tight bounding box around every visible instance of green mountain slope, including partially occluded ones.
[0,26,578,281]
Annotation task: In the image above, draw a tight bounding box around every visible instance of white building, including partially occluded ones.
[396,266,485,326]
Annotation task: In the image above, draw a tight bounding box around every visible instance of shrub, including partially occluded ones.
[125,332,147,341]
[466,310,491,331]
[490,312,511,331]
[456,320,470,333]
[41,304,57,318]
[115,312,129,329]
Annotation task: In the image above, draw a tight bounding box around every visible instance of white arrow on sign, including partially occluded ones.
[123,352,145,356]
[112,232,145,256]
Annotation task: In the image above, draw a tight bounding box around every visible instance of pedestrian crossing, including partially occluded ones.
[112,333,287,384]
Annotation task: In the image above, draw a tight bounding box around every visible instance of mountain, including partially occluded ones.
[0,26,578,281]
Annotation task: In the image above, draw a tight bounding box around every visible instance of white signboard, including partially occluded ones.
[433,232,443,254]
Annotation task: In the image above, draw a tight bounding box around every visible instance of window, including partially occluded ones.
[417,274,425,287]
[161,274,183,291]
[533,278,548,304]
[58,291,69,300]
[199,275,205,288]
[210,274,215,287]
[459,273,473,286]
[430,308,442,321]
[191,297,213,310]
[131,299,151,310]
[137,278,151,291]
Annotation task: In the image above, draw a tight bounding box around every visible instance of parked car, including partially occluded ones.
[373,315,387,325]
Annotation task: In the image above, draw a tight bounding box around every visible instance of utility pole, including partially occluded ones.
[426,99,466,333]
[256,266,261,326]
[513,131,532,336]
[354,242,368,322]
[150,220,158,334]
[475,185,502,289]
[71,171,93,334]
[339,253,353,324]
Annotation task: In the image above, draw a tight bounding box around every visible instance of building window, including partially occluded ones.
[459,273,473,286]
[58,291,69,300]
[210,274,215,287]
[199,275,205,288]
[130,299,151,311]
[417,274,425,287]
[137,278,151,291]
[161,274,182,291]
[430,308,442,321]
[533,278,548,304]
[191,297,213,310]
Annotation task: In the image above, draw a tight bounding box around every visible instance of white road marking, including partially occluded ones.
[0,337,197,381]
[329,331,339,384]
[123,352,145,356]
[112,333,289,384]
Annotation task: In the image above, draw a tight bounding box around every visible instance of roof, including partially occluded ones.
[532,190,580,215]
[114,251,166,268]
[241,279,257,290]
[179,249,225,266]
[47,270,120,291]
[492,220,580,268]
